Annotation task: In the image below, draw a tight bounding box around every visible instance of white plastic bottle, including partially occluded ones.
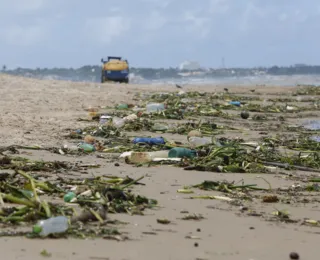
[148,150,169,159]
[128,150,169,164]
[33,216,69,237]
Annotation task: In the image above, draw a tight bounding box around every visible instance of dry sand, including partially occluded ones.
[0,73,319,260]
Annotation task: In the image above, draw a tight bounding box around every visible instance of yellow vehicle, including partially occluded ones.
[101,56,129,83]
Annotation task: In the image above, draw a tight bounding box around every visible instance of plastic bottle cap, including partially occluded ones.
[33,225,42,234]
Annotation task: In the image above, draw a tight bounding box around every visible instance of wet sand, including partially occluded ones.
[0,73,319,260]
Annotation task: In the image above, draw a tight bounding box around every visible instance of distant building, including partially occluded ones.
[179,61,201,71]
[294,64,307,68]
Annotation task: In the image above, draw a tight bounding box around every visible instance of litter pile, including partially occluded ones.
[0,152,156,239]
[66,89,320,173]
[1,86,320,240]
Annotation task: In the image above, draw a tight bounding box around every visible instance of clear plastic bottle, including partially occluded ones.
[33,216,69,237]
[146,103,165,113]
[78,143,95,152]
[112,117,126,128]
[152,123,169,131]
[188,137,211,147]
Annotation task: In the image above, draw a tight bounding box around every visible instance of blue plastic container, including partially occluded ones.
[229,101,241,107]
[132,137,165,145]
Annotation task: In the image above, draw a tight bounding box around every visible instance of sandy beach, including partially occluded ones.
[0,73,319,260]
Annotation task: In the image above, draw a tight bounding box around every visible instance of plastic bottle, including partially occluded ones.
[168,147,197,159]
[149,150,169,159]
[78,143,95,152]
[112,117,126,128]
[128,152,152,164]
[33,216,69,237]
[99,115,112,124]
[63,144,79,151]
[146,103,165,113]
[188,137,211,147]
[132,137,165,145]
[229,101,241,107]
[152,123,169,131]
[128,150,169,163]
[116,104,128,110]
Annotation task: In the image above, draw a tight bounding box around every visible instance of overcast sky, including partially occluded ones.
[0,0,319,69]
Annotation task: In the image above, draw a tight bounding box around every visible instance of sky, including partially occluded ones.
[0,0,319,69]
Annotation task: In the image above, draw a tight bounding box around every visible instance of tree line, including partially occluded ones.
[2,64,320,81]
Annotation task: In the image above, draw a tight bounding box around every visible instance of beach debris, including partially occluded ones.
[289,252,300,260]
[84,135,95,144]
[262,195,279,203]
[40,249,52,257]
[294,85,320,95]
[78,143,95,153]
[229,101,241,107]
[303,219,319,226]
[64,192,76,202]
[188,136,211,148]
[187,130,203,138]
[0,156,157,239]
[168,147,197,159]
[33,216,69,237]
[185,235,201,240]
[132,137,165,145]
[240,111,250,119]
[123,113,138,122]
[177,189,194,194]
[192,180,267,193]
[181,214,204,221]
[112,117,126,128]
[3,85,320,241]
[272,209,290,220]
[146,103,165,113]
[122,150,171,164]
[99,115,112,125]
[157,218,171,224]
[190,195,234,202]
[116,104,129,110]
